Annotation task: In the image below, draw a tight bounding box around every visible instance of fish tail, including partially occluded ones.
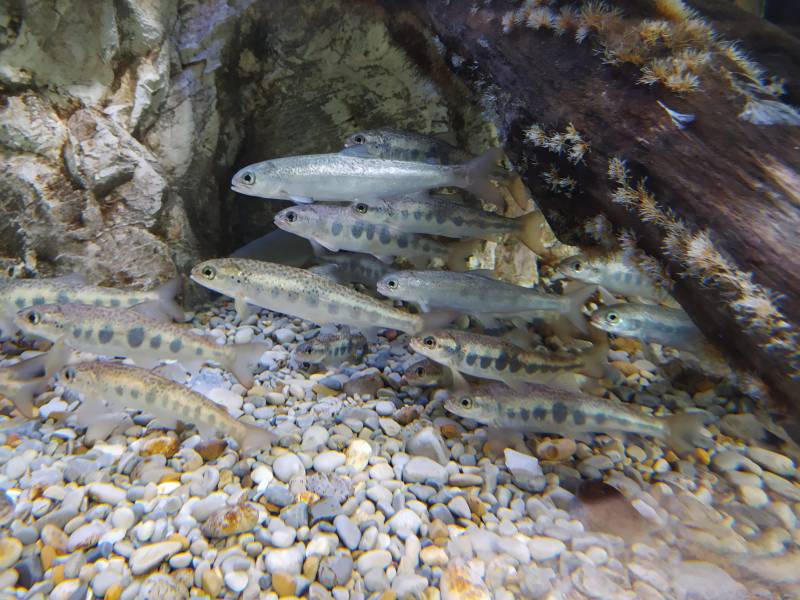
[228,343,267,388]
[8,379,43,419]
[516,210,549,256]
[663,412,712,456]
[156,276,186,322]
[238,424,278,455]
[460,148,506,212]
[564,284,598,335]
[417,310,460,333]
[446,239,485,271]
[579,331,609,379]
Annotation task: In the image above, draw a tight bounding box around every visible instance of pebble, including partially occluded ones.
[274,453,306,482]
[0,538,22,570]
[528,536,566,561]
[346,439,372,471]
[129,540,182,575]
[334,515,361,550]
[356,549,392,575]
[87,483,127,505]
[202,503,260,538]
[403,456,448,486]
[406,427,449,465]
[314,451,346,473]
[747,447,795,477]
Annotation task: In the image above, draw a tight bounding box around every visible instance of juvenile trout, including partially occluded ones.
[0,275,184,337]
[15,304,266,387]
[409,329,607,391]
[557,252,674,304]
[293,328,368,367]
[348,197,544,254]
[377,270,596,333]
[444,383,709,455]
[309,253,396,288]
[230,149,505,211]
[190,259,455,340]
[274,204,449,268]
[341,128,471,164]
[589,304,706,350]
[57,362,276,453]
[403,358,451,387]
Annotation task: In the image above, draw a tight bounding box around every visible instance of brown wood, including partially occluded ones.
[374,0,800,409]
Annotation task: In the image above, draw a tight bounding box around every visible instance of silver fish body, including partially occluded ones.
[58,362,275,453]
[274,205,449,265]
[444,383,709,454]
[230,149,504,210]
[190,259,452,338]
[589,304,704,349]
[14,304,265,387]
[293,329,367,367]
[310,253,396,288]
[341,128,471,164]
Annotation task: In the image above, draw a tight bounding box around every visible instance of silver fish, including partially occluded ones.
[230,149,505,210]
[341,128,471,164]
[293,328,368,367]
[15,304,266,387]
[274,204,450,267]
[309,253,396,288]
[0,274,184,337]
[377,270,596,334]
[57,362,276,453]
[190,259,455,340]
[444,383,709,454]
[409,329,606,391]
[403,358,451,387]
[347,197,542,253]
[589,303,706,350]
[557,252,674,304]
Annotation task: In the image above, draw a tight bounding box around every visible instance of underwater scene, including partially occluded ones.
[1,0,799,598]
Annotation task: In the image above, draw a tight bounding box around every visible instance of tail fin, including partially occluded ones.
[576,326,610,379]
[228,343,267,388]
[156,277,186,322]
[6,379,44,419]
[238,424,278,455]
[417,310,460,333]
[516,211,550,256]
[446,239,485,272]
[563,284,598,335]
[459,148,506,212]
[662,412,713,456]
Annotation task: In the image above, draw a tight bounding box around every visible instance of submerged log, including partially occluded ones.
[376,0,800,411]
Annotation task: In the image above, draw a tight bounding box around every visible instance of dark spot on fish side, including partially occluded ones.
[553,402,568,423]
[115,386,124,396]
[170,339,183,353]
[509,358,523,373]
[145,390,157,404]
[98,327,114,344]
[525,363,538,374]
[15,298,25,309]
[84,328,93,339]
[351,223,364,238]
[520,408,530,420]
[378,228,392,244]
[436,213,446,224]
[94,299,103,306]
[150,335,161,349]
[479,356,491,369]
[131,389,139,399]
[111,299,121,307]
[595,413,607,425]
[397,235,409,248]
[196,347,203,356]
[506,409,516,419]
[72,327,82,338]
[127,327,145,348]
[452,216,464,226]
[533,406,547,420]
[495,354,508,371]
[365,224,376,241]
[288,292,298,301]
[128,298,138,305]
[331,223,343,236]
[466,353,477,366]
[413,211,423,220]
[57,291,70,304]
[33,296,45,305]
[573,410,586,425]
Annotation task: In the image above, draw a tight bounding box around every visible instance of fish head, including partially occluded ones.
[231,163,283,198]
[403,359,444,386]
[14,304,69,341]
[349,200,392,225]
[589,304,643,337]
[408,329,459,363]
[274,205,321,236]
[55,362,97,399]
[443,392,490,421]
[293,341,324,365]
[556,254,602,284]
[376,271,421,300]
[343,131,370,148]
[190,259,248,298]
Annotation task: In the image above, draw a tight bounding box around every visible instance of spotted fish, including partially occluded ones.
[14,304,266,387]
[0,275,184,338]
[293,328,368,367]
[341,128,471,165]
[347,197,544,254]
[557,252,675,304]
[589,304,707,350]
[444,383,710,454]
[230,149,505,211]
[57,362,277,453]
[274,204,454,268]
[403,358,451,387]
[309,253,396,289]
[190,259,455,341]
[409,329,607,392]
[377,270,597,334]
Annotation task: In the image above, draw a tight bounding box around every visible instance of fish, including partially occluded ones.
[376,270,597,334]
[556,252,674,304]
[190,259,456,340]
[230,148,506,211]
[293,328,368,367]
[589,303,707,350]
[231,229,315,267]
[0,345,70,418]
[57,362,277,454]
[403,358,452,387]
[14,304,266,387]
[274,204,454,268]
[308,252,396,289]
[0,274,184,337]
[346,196,545,254]
[443,382,710,455]
[340,128,471,165]
[409,329,607,391]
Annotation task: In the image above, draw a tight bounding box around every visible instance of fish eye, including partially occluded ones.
[355,203,368,214]
[607,312,619,322]
[353,134,365,144]
[26,311,41,325]
[286,211,297,223]
[63,367,76,382]
[415,366,425,376]
[459,397,472,409]
[423,336,436,349]
[386,279,397,290]
[201,266,216,280]
[572,261,582,272]
[241,171,256,185]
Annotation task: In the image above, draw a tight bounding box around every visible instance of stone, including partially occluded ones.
[447,496,471,520]
[202,502,260,538]
[302,425,330,451]
[392,573,428,597]
[440,561,491,600]
[87,483,127,505]
[345,440,372,471]
[314,451,346,473]
[195,439,227,461]
[310,497,342,524]
[274,453,305,482]
[747,447,795,477]
[356,550,393,575]
[0,538,22,570]
[265,545,305,575]
[334,515,361,550]
[420,546,448,567]
[406,427,449,465]
[528,536,566,561]
[318,555,353,589]
[138,573,188,599]
[130,540,182,575]
[403,457,448,486]
[672,561,747,600]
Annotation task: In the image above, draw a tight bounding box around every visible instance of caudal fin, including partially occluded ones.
[238,424,279,455]
[663,412,713,456]
[6,379,44,419]
[417,310,460,333]
[563,284,598,335]
[156,277,186,322]
[228,343,268,388]
[577,327,610,379]
[459,148,506,212]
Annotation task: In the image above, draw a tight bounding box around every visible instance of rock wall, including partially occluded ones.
[0,0,496,292]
